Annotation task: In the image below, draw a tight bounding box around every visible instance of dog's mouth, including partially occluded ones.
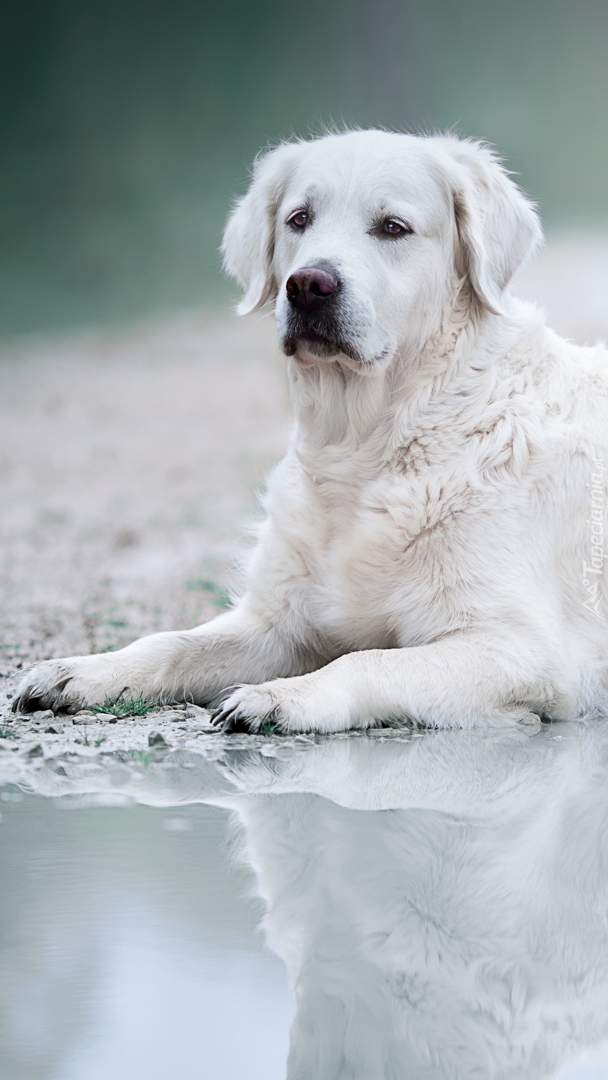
[282,319,363,365]
[284,329,340,358]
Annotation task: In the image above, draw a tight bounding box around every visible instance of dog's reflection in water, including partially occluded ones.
[219,725,608,1080]
[36,723,608,1079]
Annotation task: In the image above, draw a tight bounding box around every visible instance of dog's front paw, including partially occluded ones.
[12,653,131,715]
[210,683,285,734]
[209,671,362,735]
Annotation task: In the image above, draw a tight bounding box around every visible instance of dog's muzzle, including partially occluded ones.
[282,264,358,359]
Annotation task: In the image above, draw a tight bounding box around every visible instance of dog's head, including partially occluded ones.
[222,130,542,372]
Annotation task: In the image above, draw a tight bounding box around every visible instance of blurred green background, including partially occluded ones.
[2,0,608,337]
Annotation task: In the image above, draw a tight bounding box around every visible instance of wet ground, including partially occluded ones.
[2,233,608,1078]
[3,722,608,1078]
[0,785,292,1080]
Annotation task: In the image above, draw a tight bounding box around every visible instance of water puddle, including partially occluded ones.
[2,721,608,1079]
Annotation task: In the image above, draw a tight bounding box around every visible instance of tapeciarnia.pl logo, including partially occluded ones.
[582,455,606,619]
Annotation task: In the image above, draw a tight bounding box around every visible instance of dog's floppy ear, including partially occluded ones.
[222,142,301,315]
[436,137,543,315]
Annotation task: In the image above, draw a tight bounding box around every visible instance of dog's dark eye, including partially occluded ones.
[287,209,309,231]
[380,218,412,238]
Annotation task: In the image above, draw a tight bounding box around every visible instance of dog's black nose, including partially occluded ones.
[286,267,339,311]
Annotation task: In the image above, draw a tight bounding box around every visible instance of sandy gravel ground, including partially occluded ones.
[0,311,289,765]
[1,232,607,772]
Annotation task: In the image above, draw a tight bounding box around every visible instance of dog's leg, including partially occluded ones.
[12,608,317,715]
[211,632,574,732]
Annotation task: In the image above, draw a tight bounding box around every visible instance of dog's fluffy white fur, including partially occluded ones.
[14,130,608,731]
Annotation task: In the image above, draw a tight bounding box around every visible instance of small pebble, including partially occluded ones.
[185,704,211,720]
[148,731,169,748]
[44,726,59,734]
[31,710,53,722]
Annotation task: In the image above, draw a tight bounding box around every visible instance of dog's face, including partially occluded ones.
[271,135,456,370]
[223,131,542,373]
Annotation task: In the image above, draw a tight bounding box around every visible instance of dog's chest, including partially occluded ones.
[290,464,478,648]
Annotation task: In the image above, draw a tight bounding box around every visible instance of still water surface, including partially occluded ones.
[2,722,608,1079]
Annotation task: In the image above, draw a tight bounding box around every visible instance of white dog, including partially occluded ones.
[13,129,608,731]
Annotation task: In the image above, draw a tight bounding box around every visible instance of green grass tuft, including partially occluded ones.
[79,726,107,747]
[0,725,17,739]
[91,696,159,718]
[124,749,155,765]
[260,719,278,735]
